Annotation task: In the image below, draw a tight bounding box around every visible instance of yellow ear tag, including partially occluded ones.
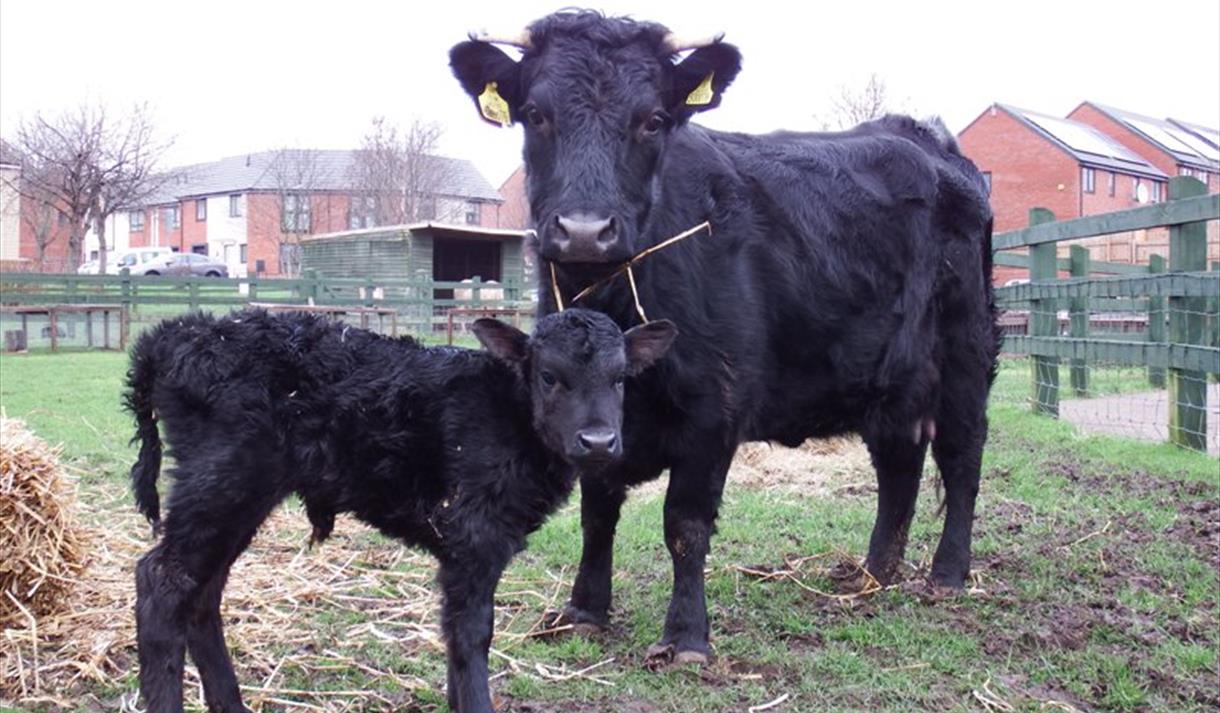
[479,82,512,127]
[685,72,715,106]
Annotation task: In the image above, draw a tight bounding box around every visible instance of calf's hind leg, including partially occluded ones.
[136,480,279,712]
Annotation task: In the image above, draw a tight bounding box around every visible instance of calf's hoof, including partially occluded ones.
[643,642,710,671]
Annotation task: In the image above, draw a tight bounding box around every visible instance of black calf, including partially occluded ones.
[127,308,675,713]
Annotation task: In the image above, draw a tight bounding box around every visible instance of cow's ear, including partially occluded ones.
[472,318,529,363]
[449,41,523,128]
[624,320,678,375]
[667,43,742,118]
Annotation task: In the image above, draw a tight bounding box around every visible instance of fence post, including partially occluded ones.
[188,279,200,312]
[248,276,259,302]
[364,276,376,308]
[303,268,319,304]
[1147,254,1166,387]
[120,268,133,319]
[1068,244,1089,396]
[1028,208,1059,416]
[1166,176,1208,451]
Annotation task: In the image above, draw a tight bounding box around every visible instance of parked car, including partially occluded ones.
[106,247,174,275]
[138,252,229,277]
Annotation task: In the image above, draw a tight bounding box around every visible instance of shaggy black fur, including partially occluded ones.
[452,10,1001,663]
[126,308,674,713]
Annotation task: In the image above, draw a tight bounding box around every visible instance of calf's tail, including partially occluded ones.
[125,331,164,528]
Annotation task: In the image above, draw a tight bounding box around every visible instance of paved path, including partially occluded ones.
[1060,383,1220,457]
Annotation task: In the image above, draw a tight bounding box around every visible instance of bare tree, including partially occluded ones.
[10,103,171,272]
[817,74,910,131]
[348,117,457,226]
[20,185,62,270]
[261,147,323,277]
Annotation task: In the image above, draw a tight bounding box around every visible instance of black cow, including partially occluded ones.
[126,308,676,713]
[450,11,1000,665]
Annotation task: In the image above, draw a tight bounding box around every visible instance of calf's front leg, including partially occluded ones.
[437,538,514,713]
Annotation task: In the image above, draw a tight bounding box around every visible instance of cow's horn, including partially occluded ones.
[661,31,725,53]
[468,28,533,49]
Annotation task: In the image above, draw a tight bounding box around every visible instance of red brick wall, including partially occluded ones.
[182,199,208,253]
[18,198,75,271]
[128,208,150,248]
[497,166,531,230]
[246,192,351,276]
[959,106,1082,233]
[959,106,1082,284]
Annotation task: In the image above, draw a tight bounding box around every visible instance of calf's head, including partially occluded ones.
[473,309,676,466]
[450,11,741,263]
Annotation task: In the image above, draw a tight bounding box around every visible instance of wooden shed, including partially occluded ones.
[301,222,529,298]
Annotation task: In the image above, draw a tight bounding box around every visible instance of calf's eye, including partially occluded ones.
[641,111,669,136]
[540,370,557,387]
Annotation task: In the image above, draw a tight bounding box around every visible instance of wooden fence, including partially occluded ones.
[993,176,1220,452]
[0,269,533,337]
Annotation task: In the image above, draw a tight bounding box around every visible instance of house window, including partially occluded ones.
[196,200,207,221]
[348,194,376,229]
[1132,177,1142,201]
[1107,172,1115,197]
[418,196,437,221]
[240,244,248,263]
[279,243,302,275]
[229,194,242,217]
[164,206,181,229]
[981,171,991,195]
[1180,167,1194,178]
[130,211,145,232]
[281,194,311,233]
[1082,167,1095,194]
[465,202,481,225]
[191,243,208,255]
[1150,181,1162,203]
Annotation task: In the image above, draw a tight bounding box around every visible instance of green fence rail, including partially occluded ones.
[993,176,1220,452]
[0,269,535,336]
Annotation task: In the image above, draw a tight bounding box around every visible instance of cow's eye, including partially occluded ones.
[613,374,625,387]
[539,370,557,387]
[642,111,670,136]
[523,105,547,128]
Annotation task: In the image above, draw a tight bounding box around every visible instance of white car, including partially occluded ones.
[111,247,174,274]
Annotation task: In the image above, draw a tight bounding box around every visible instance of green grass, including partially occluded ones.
[1,352,1216,712]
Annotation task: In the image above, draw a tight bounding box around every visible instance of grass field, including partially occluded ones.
[1,350,1217,712]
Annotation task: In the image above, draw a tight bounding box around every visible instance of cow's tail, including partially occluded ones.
[125,329,164,529]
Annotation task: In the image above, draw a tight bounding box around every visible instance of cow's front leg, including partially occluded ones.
[645,449,733,667]
[553,472,628,633]
[438,539,513,713]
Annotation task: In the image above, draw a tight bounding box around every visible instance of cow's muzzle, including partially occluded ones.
[541,211,630,263]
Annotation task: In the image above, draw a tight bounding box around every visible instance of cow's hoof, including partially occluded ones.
[539,607,606,638]
[643,642,709,670]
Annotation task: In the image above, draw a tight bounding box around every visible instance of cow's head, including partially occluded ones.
[473,309,676,466]
[451,11,740,264]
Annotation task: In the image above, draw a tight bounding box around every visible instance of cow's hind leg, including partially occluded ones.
[854,435,928,588]
[645,449,733,667]
[929,383,988,590]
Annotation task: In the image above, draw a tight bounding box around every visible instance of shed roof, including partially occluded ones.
[304,221,528,242]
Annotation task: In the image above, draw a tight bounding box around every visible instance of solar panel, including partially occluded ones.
[1020,112,1147,164]
[1128,119,1218,161]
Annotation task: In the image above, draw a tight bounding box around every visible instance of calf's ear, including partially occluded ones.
[666,43,742,120]
[472,318,529,363]
[624,320,678,375]
[450,41,523,128]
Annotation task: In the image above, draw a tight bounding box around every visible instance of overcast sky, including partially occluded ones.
[2,0,1217,187]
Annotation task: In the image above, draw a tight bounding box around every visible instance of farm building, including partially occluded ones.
[300,221,531,300]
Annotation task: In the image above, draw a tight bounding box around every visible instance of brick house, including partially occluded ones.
[1068,102,1219,195]
[0,140,76,272]
[958,104,1173,284]
[83,150,505,277]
